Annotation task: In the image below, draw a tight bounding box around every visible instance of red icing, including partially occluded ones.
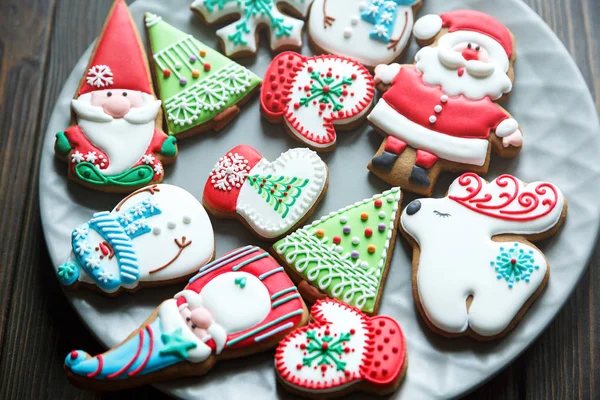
[202,145,263,213]
[415,149,438,169]
[383,67,509,139]
[441,10,513,58]
[107,329,144,379]
[384,136,407,155]
[127,325,154,377]
[449,173,560,221]
[87,355,103,378]
[79,0,152,95]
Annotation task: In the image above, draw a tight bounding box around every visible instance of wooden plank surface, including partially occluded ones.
[0,0,597,399]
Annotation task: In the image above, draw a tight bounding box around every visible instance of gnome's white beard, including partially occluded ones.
[72,96,161,176]
[415,46,512,101]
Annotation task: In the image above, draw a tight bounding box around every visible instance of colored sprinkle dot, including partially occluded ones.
[316,229,325,238]
[378,223,386,232]
[296,364,302,370]
[200,49,206,57]
[333,236,341,244]
[180,78,188,86]
[192,70,200,78]
[352,236,360,245]
[335,245,344,253]
[360,212,369,221]
[387,195,395,203]
[368,244,376,254]
[204,63,212,72]
[340,216,348,224]
[163,69,171,78]
[70,351,78,360]
[174,62,182,70]
[189,55,197,63]
[343,225,351,234]
[350,329,356,334]
[364,228,373,238]
[379,211,386,219]
[351,251,359,259]
[374,199,383,208]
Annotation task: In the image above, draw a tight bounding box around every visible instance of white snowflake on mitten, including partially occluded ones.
[86,65,114,88]
[210,152,251,191]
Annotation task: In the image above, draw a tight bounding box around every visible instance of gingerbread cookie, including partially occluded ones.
[203,145,329,240]
[401,173,567,339]
[190,0,313,58]
[64,246,309,391]
[272,187,401,315]
[367,10,522,196]
[261,52,375,151]
[56,184,215,294]
[54,0,177,192]
[276,298,407,398]
[308,0,422,69]
[145,13,261,139]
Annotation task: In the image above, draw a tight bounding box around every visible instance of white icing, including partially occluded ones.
[374,63,401,85]
[495,118,519,137]
[368,99,489,166]
[191,0,311,57]
[401,175,565,336]
[412,14,443,41]
[236,148,328,239]
[308,0,416,68]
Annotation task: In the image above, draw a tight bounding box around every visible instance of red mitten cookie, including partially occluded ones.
[276,299,407,398]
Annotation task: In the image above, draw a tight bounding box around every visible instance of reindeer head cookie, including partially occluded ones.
[401,173,567,339]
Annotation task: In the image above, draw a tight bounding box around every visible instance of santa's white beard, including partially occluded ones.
[415,46,512,101]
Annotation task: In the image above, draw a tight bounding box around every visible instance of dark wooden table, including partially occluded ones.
[0,0,598,398]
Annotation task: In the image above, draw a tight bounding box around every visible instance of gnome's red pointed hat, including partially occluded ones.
[78,0,152,96]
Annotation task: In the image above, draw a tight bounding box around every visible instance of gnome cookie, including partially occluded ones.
[272,187,402,315]
[276,299,407,398]
[308,0,422,69]
[190,0,313,58]
[203,145,329,240]
[64,247,309,391]
[145,13,262,139]
[401,173,567,339]
[56,184,215,294]
[54,0,177,192]
[367,10,522,196]
[261,52,375,151]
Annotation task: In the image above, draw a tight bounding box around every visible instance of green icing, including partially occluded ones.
[75,162,154,187]
[145,13,261,136]
[273,188,401,314]
[55,131,72,155]
[159,328,197,359]
[160,136,178,157]
[247,175,309,219]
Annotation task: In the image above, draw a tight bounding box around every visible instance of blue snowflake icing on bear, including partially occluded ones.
[490,243,540,289]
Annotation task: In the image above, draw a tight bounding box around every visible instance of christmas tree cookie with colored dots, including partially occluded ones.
[203,145,329,240]
[261,52,375,151]
[145,13,261,139]
[272,187,402,315]
[275,299,407,398]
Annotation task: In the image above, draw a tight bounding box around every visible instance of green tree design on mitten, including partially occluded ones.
[247,175,309,218]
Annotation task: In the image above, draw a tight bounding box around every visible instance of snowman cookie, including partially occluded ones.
[56,184,215,294]
[191,0,313,58]
[64,246,309,391]
[203,145,329,240]
[308,0,423,69]
[261,52,375,151]
[276,299,407,398]
[401,173,567,339]
[272,187,402,315]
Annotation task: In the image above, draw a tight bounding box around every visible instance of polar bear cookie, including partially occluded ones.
[64,246,309,391]
[275,299,407,398]
[400,173,567,339]
[56,184,215,294]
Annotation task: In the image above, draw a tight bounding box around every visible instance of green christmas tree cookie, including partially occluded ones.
[272,187,402,314]
[145,13,262,138]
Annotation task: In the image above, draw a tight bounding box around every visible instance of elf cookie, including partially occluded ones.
[367,10,523,196]
[64,246,309,391]
[308,0,422,69]
[145,13,261,139]
[56,184,215,294]
[272,187,401,315]
[190,0,313,58]
[276,299,407,398]
[401,173,567,339]
[54,0,177,192]
[203,145,329,240]
[261,52,375,151]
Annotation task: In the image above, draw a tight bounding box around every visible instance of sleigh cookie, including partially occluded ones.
[276,299,407,398]
[308,0,422,69]
[261,52,375,151]
[203,145,328,240]
[56,184,215,294]
[401,173,567,339]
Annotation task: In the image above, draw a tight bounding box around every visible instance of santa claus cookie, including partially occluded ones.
[191,0,313,58]
[367,10,523,196]
[401,173,567,339]
[276,299,407,398]
[272,187,402,315]
[54,0,177,193]
[56,184,215,294]
[261,52,375,151]
[307,0,422,69]
[203,145,329,240]
[145,14,261,139]
[64,246,309,391]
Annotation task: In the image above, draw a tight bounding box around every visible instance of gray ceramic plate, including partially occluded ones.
[39,0,600,398]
